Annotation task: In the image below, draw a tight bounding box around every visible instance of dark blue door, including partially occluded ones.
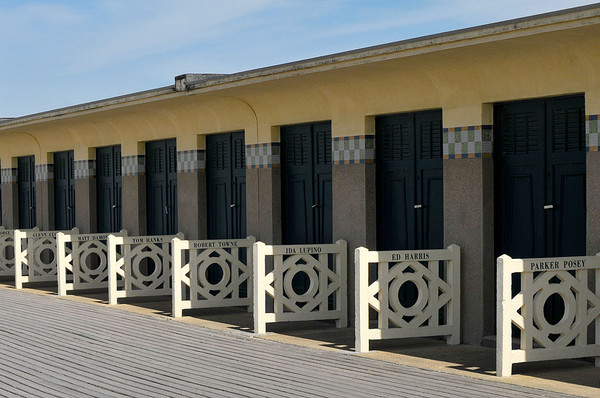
[495,95,586,324]
[376,110,443,251]
[146,139,177,235]
[54,151,75,230]
[206,131,246,239]
[97,146,122,233]
[18,156,36,229]
[495,95,586,258]
[281,122,332,245]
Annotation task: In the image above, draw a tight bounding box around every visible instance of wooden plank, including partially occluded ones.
[0,289,573,398]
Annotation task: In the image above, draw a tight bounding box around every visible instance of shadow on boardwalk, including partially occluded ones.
[0,282,596,397]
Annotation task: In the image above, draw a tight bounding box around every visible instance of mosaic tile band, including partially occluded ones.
[586,115,599,151]
[246,143,280,169]
[332,135,375,165]
[443,125,493,159]
[122,155,145,176]
[74,160,96,179]
[177,149,205,173]
[1,168,17,185]
[35,164,54,182]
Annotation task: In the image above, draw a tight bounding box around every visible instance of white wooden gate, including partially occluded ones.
[355,245,460,353]
[253,240,347,334]
[0,227,38,277]
[172,236,255,317]
[497,254,600,377]
[108,233,183,305]
[14,228,79,289]
[56,230,128,296]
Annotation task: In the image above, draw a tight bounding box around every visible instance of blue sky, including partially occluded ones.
[0,0,594,117]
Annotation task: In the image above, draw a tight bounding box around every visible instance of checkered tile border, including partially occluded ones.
[1,168,17,184]
[586,115,599,151]
[122,155,145,176]
[177,150,205,173]
[35,164,54,182]
[74,160,96,179]
[246,143,280,169]
[443,125,493,159]
[332,135,375,165]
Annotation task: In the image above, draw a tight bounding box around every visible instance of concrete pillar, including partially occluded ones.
[1,165,18,228]
[443,105,495,345]
[74,155,96,233]
[246,142,282,244]
[121,151,146,236]
[585,93,600,255]
[331,133,377,325]
[176,149,206,240]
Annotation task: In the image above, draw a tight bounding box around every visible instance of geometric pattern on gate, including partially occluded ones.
[369,260,452,330]
[57,231,127,296]
[171,236,256,317]
[355,245,460,353]
[253,240,348,334]
[0,228,17,276]
[268,254,341,314]
[509,270,600,350]
[496,254,600,377]
[14,229,78,289]
[189,249,249,304]
[108,234,183,304]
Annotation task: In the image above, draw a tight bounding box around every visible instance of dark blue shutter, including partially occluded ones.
[18,156,36,229]
[54,150,75,230]
[97,146,122,233]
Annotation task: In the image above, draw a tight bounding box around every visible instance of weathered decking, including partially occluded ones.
[0,289,573,398]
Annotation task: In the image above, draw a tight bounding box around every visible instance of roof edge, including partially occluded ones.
[2,2,600,129]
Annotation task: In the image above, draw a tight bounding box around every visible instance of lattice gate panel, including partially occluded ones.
[57,230,127,296]
[14,228,79,289]
[108,233,183,304]
[0,227,38,277]
[253,240,348,334]
[497,254,600,377]
[355,245,460,353]
[172,236,255,317]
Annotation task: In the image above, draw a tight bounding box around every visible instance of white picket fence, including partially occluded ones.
[56,230,128,296]
[14,228,79,289]
[0,227,38,277]
[497,254,600,377]
[108,233,183,305]
[355,245,460,353]
[172,236,255,317]
[253,240,347,334]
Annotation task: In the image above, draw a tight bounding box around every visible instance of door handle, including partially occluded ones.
[230,204,236,208]
[165,205,169,215]
[414,204,423,209]
[112,205,117,209]
[312,204,318,209]
[544,205,553,210]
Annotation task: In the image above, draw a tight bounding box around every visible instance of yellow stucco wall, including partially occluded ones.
[1,20,599,160]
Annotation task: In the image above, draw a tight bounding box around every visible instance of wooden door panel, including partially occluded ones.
[552,164,586,257]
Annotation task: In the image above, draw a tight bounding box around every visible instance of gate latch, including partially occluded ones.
[230,204,236,208]
[312,204,318,209]
[112,205,117,209]
[544,205,554,210]
[414,204,423,209]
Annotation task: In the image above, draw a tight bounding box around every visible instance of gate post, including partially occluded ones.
[253,241,267,334]
[496,254,513,377]
[355,246,369,353]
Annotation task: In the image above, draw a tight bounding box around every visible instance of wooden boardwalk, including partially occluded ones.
[0,289,573,398]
